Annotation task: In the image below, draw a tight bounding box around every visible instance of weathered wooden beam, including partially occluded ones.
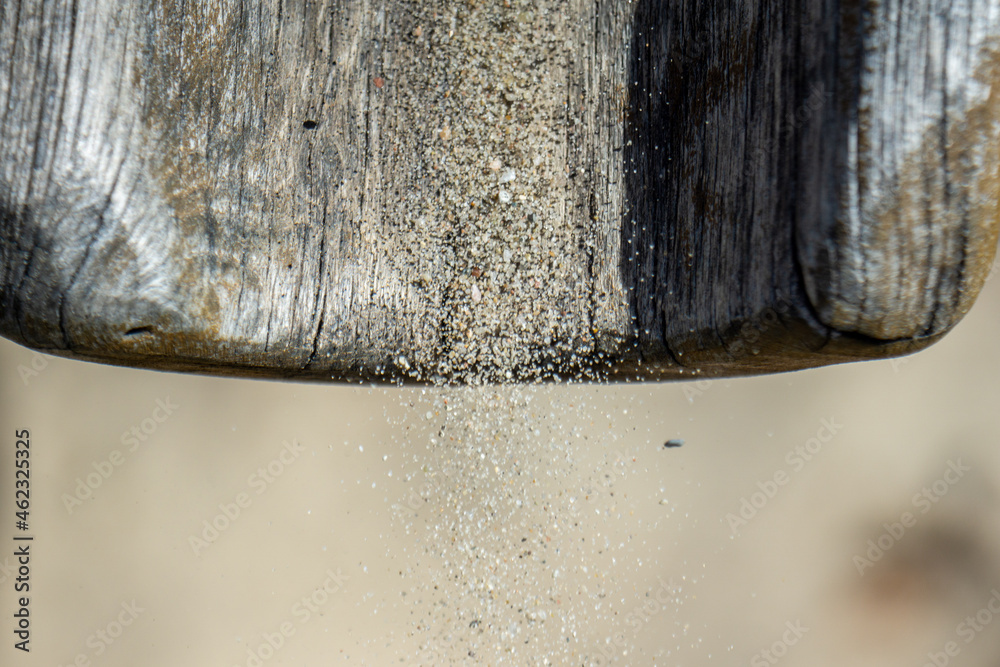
[1,0,997,383]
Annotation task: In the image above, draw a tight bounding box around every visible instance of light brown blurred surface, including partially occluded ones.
[4,265,1000,666]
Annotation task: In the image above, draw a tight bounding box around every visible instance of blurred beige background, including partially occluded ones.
[4,265,1000,666]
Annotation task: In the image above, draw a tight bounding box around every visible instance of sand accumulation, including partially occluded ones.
[370,7,682,661]
[383,0,622,385]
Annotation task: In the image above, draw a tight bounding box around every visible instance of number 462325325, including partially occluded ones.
[15,429,30,530]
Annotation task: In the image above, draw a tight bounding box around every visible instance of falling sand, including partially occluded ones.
[372,385,688,665]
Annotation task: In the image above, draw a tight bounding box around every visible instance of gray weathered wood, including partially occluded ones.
[1,0,998,383]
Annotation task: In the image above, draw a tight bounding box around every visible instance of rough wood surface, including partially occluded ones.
[1,0,998,383]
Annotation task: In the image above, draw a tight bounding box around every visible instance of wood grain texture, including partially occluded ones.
[1,0,998,383]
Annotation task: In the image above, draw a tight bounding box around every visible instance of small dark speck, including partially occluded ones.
[303,120,318,130]
[663,439,684,448]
